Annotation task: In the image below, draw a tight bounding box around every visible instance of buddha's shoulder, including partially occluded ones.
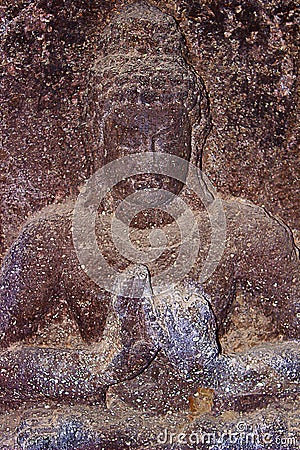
[22,197,76,232]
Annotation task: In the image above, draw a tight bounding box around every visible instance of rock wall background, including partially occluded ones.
[1,0,299,260]
[0,3,299,446]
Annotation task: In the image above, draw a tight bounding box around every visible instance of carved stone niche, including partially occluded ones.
[0,1,299,448]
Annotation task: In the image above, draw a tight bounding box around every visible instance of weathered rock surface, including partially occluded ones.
[1,0,299,256]
[1,193,299,346]
[0,398,299,449]
[0,1,299,448]
[179,0,300,240]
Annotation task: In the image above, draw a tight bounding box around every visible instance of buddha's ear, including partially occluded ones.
[82,76,112,174]
[185,73,215,207]
[189,73,212,170]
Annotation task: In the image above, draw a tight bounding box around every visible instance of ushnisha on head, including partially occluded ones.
[85,1,210,199]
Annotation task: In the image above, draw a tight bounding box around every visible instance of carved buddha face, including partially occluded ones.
[101,100,192,200]
[86,2,207,227]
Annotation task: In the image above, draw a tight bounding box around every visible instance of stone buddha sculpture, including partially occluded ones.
[0,1,298,412]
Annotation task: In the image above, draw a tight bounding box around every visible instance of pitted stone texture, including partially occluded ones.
[0,196,298,351]
[1,1,299,261]
[0,398,299,449]
[0,196,299,410]
[0,1,299,447]
[178,0,300,237]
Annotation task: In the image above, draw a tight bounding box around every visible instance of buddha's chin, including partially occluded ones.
[105,176,185,229]
[128,209,176,230]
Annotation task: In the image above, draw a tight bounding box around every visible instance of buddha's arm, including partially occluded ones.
[0,264,159,403]
[0,342,159,403]
[238,211,300,339]
[151,281,299,408]
[0,220,60,347]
